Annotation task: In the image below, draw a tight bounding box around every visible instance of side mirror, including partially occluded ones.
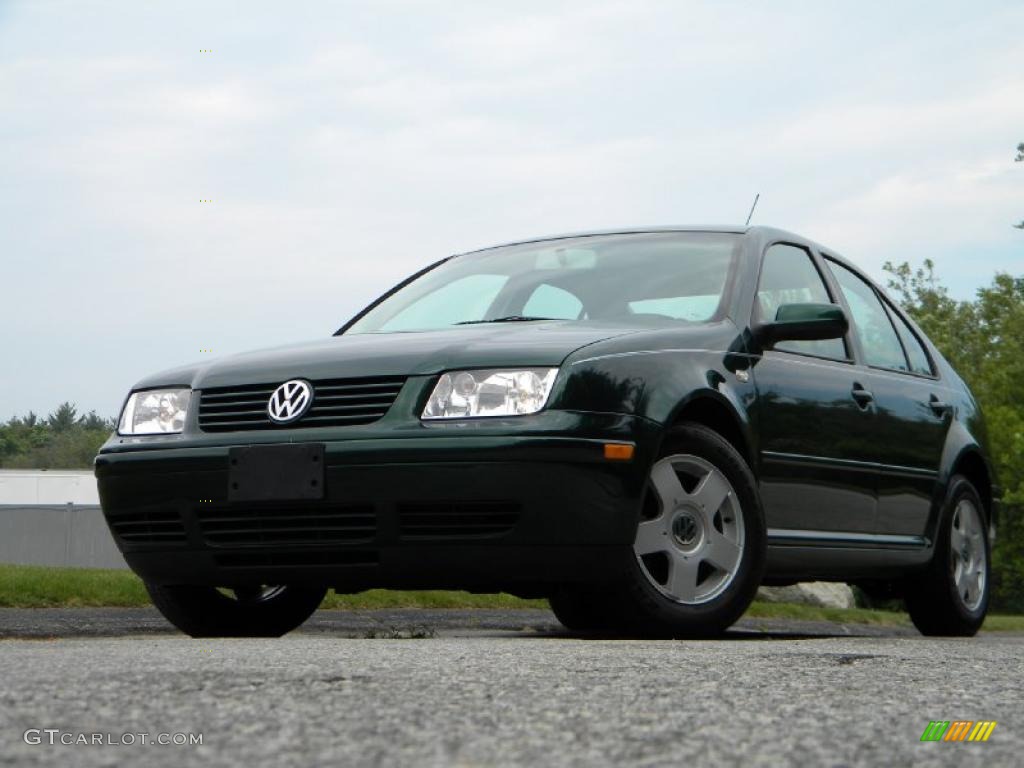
[754,303,848,349]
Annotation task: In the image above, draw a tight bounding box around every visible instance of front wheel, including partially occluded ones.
[905,475,990,637]
[548,587,622,634]
[145,583,327,638]
[608,423,766,637]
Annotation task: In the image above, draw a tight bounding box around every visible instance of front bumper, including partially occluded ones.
[95,414,656,592]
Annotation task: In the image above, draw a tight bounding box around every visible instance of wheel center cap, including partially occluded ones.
[672,511,701,548]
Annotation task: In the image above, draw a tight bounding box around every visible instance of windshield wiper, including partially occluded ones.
[455,316,560,325]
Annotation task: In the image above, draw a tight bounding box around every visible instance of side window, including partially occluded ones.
[522,284,583,319]
[885,303,933,375]
[825,260,908,371]
[757,244,846,359]
[380,274,507,331]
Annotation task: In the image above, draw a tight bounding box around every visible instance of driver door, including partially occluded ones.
[751,243,879,534]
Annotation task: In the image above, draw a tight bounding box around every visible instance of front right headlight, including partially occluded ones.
[118,389,191,435]
[422,368,559,419]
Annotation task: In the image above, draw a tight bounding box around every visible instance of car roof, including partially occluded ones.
[460,225,810,255]
[458,225,865,277]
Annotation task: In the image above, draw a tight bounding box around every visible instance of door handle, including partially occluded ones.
[929,395,952,416]
[851,383,874,409]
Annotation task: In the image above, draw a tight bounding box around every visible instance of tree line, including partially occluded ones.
[0,403,116,470]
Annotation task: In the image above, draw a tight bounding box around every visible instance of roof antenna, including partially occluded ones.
[744,193,760,226]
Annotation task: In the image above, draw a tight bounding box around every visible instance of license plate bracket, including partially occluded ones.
[228,444,325,501]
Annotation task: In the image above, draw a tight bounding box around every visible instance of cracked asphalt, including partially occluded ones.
[0,608,1020,767]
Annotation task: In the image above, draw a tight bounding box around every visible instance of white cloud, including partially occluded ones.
[157,81,280,122]
[771,80,1024,159]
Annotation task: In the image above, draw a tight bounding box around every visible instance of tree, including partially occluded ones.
[882,259,980,374]
[80,410,115,432]
[13,411,39,428]
[0,403,114,470]
[46,402,80,433]
[0,418,50,465]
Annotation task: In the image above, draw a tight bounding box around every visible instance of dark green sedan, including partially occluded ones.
[95,226,999,638]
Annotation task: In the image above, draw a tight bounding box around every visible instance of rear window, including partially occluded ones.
[885,303,934,375]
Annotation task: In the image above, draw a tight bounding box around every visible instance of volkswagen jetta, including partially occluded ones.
[95,226,1000,637]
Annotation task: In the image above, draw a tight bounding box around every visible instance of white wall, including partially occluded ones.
[0,470,100,505]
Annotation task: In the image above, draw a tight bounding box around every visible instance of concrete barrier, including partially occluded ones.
[0,504,127,569]
[0,470,127,569]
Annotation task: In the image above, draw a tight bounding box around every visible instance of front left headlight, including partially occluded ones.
[118,389,191,435]
[422,368,559,420]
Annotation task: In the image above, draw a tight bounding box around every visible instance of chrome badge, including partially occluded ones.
[267,380,313,424]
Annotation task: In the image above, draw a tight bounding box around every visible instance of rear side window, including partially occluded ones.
[886,303,933,375]
[757,244,846,360]
[825,260,908,371]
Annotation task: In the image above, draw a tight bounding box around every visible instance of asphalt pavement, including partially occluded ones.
[0,608,1020,767]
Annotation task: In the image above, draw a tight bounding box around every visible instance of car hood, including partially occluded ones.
[134,322,647,390]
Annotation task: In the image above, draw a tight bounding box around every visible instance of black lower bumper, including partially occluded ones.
[96,433,651,592]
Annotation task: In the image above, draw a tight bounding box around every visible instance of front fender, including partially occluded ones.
[553,343,758,464]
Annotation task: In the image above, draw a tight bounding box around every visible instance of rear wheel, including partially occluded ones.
[906,476,989,637]
[145,582,327,638]
[606,423,766,638]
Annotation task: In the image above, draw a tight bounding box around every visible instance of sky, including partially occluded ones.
[1,0,1023,420]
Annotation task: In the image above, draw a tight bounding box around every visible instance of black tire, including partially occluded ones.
[548,587,621,634]
[906,475,990,637]
[145,583,327,638]
[607,422,766,638]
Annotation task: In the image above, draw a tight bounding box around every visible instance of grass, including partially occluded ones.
[1,564,1022,632]
[0,564,548,610]
[0,563,151,607]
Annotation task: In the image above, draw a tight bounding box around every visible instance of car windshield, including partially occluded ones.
[344,232,741,334]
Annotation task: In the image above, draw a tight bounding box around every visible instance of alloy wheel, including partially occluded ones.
[634,454,745,604]
[950,499,986,611]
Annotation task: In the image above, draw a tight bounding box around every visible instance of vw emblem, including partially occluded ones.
[267,379,314,424]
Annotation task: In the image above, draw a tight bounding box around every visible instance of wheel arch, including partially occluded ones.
[950,447,993,524]
[664,391,756,472]
[932,417,999,545]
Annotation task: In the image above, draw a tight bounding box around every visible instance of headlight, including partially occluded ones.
[422,368,559,419]
[118,389,191,435]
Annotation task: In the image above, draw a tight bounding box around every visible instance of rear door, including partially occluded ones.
[751,243,879,534]
[823,258,950,537]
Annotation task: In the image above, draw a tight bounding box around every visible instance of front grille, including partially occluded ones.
[107,508,187,545]
[198,376,406,432]
[398,501,521,540]
[196,503,376,547]
[213,550,378,569]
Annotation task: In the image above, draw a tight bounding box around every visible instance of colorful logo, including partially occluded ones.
[920,721,997,742]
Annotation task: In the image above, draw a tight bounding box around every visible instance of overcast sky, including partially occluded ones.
[2,0,1023,420]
